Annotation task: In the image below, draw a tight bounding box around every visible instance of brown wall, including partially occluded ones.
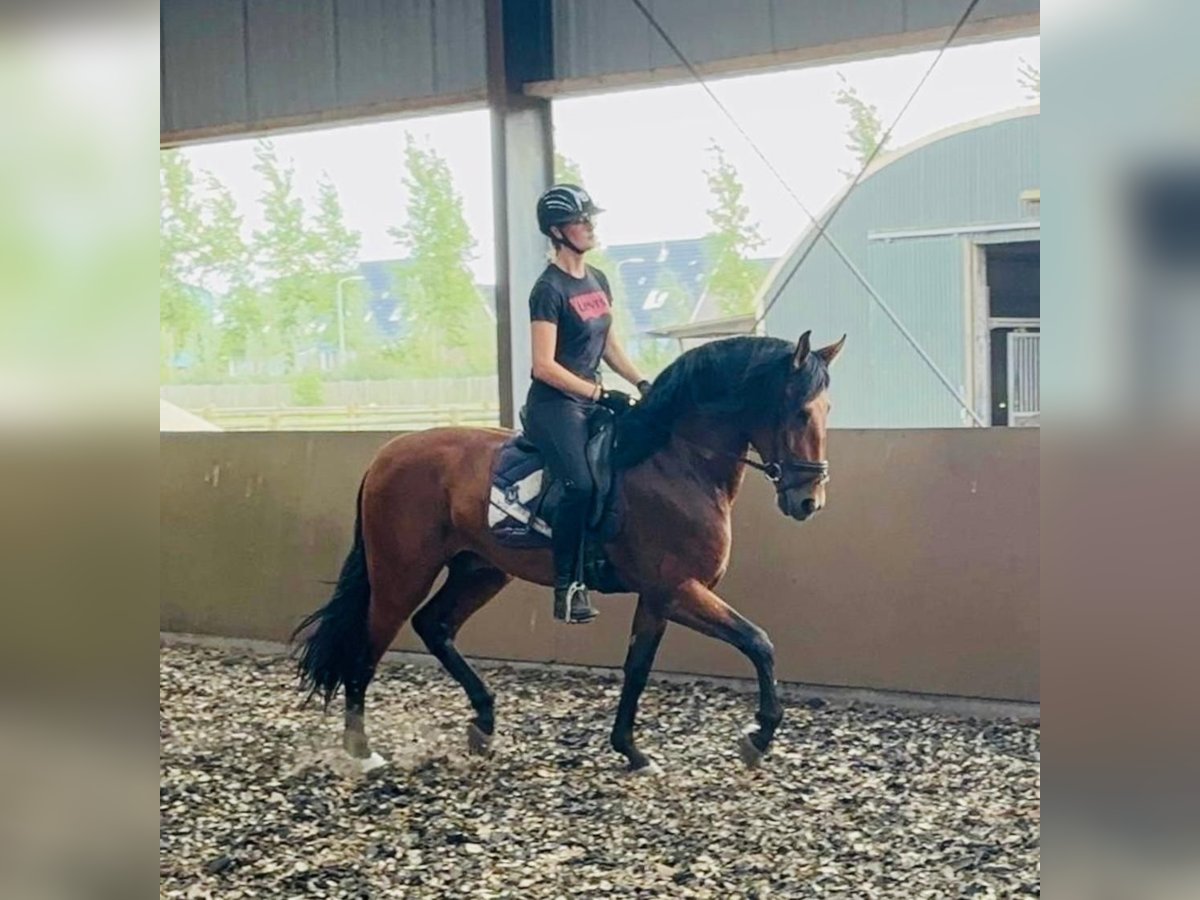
[161,429,1038,701]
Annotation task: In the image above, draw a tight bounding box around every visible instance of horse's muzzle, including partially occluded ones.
[777,490,821,521]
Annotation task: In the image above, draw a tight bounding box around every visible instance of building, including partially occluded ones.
[761,107,1040,427]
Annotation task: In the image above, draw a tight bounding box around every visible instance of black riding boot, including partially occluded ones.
[551,489,597,624]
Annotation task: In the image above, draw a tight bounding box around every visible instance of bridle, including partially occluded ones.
[748,455,830,490]
[733,409,830,492]
[667,430,829,494]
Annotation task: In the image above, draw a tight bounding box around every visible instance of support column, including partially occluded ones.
[485,0,554,427]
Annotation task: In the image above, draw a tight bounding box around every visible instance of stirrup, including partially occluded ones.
[554,581,597,624]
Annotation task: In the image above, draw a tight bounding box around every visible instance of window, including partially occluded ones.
[160,111,498,431]
[983,241,1041,427]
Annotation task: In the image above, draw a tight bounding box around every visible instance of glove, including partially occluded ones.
[636,379,652,398]
[597,389,634,414]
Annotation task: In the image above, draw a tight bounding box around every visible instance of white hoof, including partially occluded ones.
[358,751,387,774]
[738,732,764,768]
[628,761,663,777]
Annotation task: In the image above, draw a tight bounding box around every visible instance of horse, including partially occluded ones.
[293,331,844,773]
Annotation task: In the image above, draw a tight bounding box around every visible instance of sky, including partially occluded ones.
[178,35,1039,284]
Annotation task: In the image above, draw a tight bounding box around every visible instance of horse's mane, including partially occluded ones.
[615,336,829,470]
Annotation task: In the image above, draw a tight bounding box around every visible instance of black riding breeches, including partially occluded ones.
[523,396,595,582]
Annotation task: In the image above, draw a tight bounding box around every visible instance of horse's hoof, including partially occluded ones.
[467,722,493,757]
[628,760,663,777]
[738,732,765,768]
[358,751,387,774]
[343,730,370,759]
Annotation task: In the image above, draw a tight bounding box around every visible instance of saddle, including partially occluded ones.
[487,405,626,594]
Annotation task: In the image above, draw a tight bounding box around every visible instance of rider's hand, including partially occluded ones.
[636,379,652,398]
[597,389,634,413]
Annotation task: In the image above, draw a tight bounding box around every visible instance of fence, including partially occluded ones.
[162,376,499,409]
[199,404,499,431]
[161,377,501,432]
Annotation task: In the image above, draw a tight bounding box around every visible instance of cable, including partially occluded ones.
[755,0,982,326]
[628,0,987,425]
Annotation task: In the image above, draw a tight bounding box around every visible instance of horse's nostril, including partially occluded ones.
[800,498,817,517]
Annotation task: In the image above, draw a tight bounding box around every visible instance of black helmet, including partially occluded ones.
[536,183,603,237]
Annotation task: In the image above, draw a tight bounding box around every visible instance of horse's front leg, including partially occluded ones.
[668,578,783,767]
[610,594,667,773]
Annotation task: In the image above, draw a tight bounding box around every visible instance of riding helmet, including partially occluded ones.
[536,184,603,236]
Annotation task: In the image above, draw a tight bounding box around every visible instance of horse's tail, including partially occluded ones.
[292,478,371,709]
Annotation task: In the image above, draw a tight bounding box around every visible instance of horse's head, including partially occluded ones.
[765,331,845,522]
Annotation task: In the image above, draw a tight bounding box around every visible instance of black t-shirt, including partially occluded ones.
[527,263,614,404]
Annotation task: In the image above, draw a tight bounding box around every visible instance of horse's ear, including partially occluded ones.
[792,330,812,370]
[816,334,847,367]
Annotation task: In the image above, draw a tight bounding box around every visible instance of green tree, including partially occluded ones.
[198,175,255,378]
[554,150,585,187]
[312,174,361,278]
[248,141,361,374]
[160,150,252,379]
[1017,57,1040,100]
[250,140,321,370]
[160,150,207,373]
[389,136,482,370]
[702,143,765,317]
[310,174,362,367]
[835,72,890,177]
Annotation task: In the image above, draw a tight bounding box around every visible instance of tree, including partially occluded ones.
[310,174,362,366]
[162,144,363,382]
[389,135,482,369]
[1017,57,1040,100]
[835,72,890,177]
[160,150,252,379]
[554,150,585,187]
[702,143,765,317]
[250,140,321,369]
[160,151,208,372]
[248,141,361,374]
[199,174,255,377]
[312,174,361,278]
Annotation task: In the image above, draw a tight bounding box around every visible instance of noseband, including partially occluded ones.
[746,456,830,491]
[668,432,829,493]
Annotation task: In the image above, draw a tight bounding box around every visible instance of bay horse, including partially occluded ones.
[294,331,844,773]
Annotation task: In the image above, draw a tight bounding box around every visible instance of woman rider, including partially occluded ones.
[524,184,651,624]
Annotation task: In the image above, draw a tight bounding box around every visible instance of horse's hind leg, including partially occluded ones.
[412,552,511,755]
[344,553,444,767]
[611,594,668,773]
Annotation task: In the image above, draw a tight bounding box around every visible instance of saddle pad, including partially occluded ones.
[487,435,554,549]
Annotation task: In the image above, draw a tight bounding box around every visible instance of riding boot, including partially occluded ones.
[551,491,597,624]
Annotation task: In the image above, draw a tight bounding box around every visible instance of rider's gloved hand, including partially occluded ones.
[597,389,634,413]
[636,379,652,398]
